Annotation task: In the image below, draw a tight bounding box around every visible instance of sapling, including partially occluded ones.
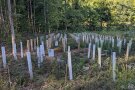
[112,52,116,81]
[37,47,41,68]
[67,46,73,80]
[41,41,45,56]
[118,40,122,53]
[1,46,7,68]
[92,44,96,60]
[124,38,126,46]
[48,49,54,57]
[98,47,101,68]
[48,38,52,49]
[20,42,23,58]
[112,38,114,48]
[26,52,33,79]
[13,43,17,60]
[88,43,91,59]
[77,37,80,50]
[129,39,132,51]
[55,41,58,47]
[100,39,104,49]
[40,45,43,63]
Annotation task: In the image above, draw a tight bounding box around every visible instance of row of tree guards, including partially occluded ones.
[1,32,133,81]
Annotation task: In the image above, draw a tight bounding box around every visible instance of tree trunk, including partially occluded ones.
[13,0,17,32]
[100,21,102,30]
[27,0,30,33]
[64,0,67,32]
[0,3,6,43]
[33,0,36,33]
[29,0,34,34]
[44,0,49,33]
[7,0,16,57]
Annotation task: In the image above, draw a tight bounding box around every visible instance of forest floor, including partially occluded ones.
[0,30,135,90]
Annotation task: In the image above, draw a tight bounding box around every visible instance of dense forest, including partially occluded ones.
[0,0,135,36]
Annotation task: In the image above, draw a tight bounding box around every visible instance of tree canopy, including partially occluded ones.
[0,0,135,37]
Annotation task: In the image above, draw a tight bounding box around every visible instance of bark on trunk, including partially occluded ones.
[7,0,16,57]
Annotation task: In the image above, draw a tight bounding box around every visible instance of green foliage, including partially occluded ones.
[1,0,135,36]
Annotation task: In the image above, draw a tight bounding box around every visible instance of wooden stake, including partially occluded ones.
[125,43,130,60]
[40,45,43,63]
[27,40,30,52]
[30,39,33,51]
[34,39,37,51]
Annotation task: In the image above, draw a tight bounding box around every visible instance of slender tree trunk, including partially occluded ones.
[43,0,46,33]
[33,0,36,33]
[0,3,6,43]
[0,1,2,43]
[44,0,49,33]
[64,0,67,32]
[7,0,16,54]
[100,21,102,30]
[13,0,17,32]
[4,0,10,34]
[27,0,34,34]
[27,0,30,33]
[29,0,34,34]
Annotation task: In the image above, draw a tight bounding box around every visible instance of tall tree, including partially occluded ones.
[0,0,5,42]
[44,0,49,33]
[7,0,16,57]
